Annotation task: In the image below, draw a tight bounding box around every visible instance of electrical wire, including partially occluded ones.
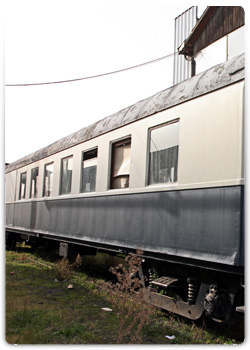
[5,52,177,87]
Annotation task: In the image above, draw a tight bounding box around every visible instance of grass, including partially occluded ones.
[5,244,242,345]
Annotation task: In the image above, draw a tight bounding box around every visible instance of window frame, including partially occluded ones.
[29,167,39,199]
[147,119,180,186]
[43,162,54,197]
[80,147,98,193]
[109,135,132,190]
[59,155,73,196]
[19,171,27,200]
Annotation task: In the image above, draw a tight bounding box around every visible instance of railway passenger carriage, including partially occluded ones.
[5,53,245,333]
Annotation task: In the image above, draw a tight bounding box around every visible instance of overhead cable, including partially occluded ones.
[6,52,177,87]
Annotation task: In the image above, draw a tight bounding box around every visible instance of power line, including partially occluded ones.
[5,52,177,87]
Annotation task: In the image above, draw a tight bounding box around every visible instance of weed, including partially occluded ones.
[71,253,83,270]
[106,250,155,344]
[6,247,241,345]
[53,254,83,281]
[53,258,72,281]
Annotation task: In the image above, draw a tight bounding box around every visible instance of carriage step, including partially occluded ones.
[151,276,179,288]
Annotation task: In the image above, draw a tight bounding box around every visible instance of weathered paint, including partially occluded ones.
[6,79,244,202]
[6,185,244,267]
[6,53,244,174]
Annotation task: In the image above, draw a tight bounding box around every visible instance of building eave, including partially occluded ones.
[178,6,218,56]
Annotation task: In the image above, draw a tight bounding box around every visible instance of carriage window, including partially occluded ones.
[148,121,179,185]
[30,167,39,198]
[60,156,73,195]
[43,162,54,197]
[19,172,27,200]
[110,137,131,189]
[81,148,98,192]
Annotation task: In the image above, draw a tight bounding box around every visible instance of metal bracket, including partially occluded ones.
[144,283,209,320]
[59,242,68,257]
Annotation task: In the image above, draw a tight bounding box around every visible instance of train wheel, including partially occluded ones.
[220,290,244,341]
[219,315,244,341]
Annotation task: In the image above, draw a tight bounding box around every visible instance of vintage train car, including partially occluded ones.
[5,53,244,331]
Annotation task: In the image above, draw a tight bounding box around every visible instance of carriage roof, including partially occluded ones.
[6,53,245,173]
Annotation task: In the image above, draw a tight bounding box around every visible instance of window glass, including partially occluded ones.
[149,121,179,185]
[19,172,27,199]
[30,167,39,198]
[110,138,131,189]
[60,156,73,195]
[43,162,54,197]
[81,148,98,192]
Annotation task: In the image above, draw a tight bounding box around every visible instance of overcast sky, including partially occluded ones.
[4,1,244,163]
